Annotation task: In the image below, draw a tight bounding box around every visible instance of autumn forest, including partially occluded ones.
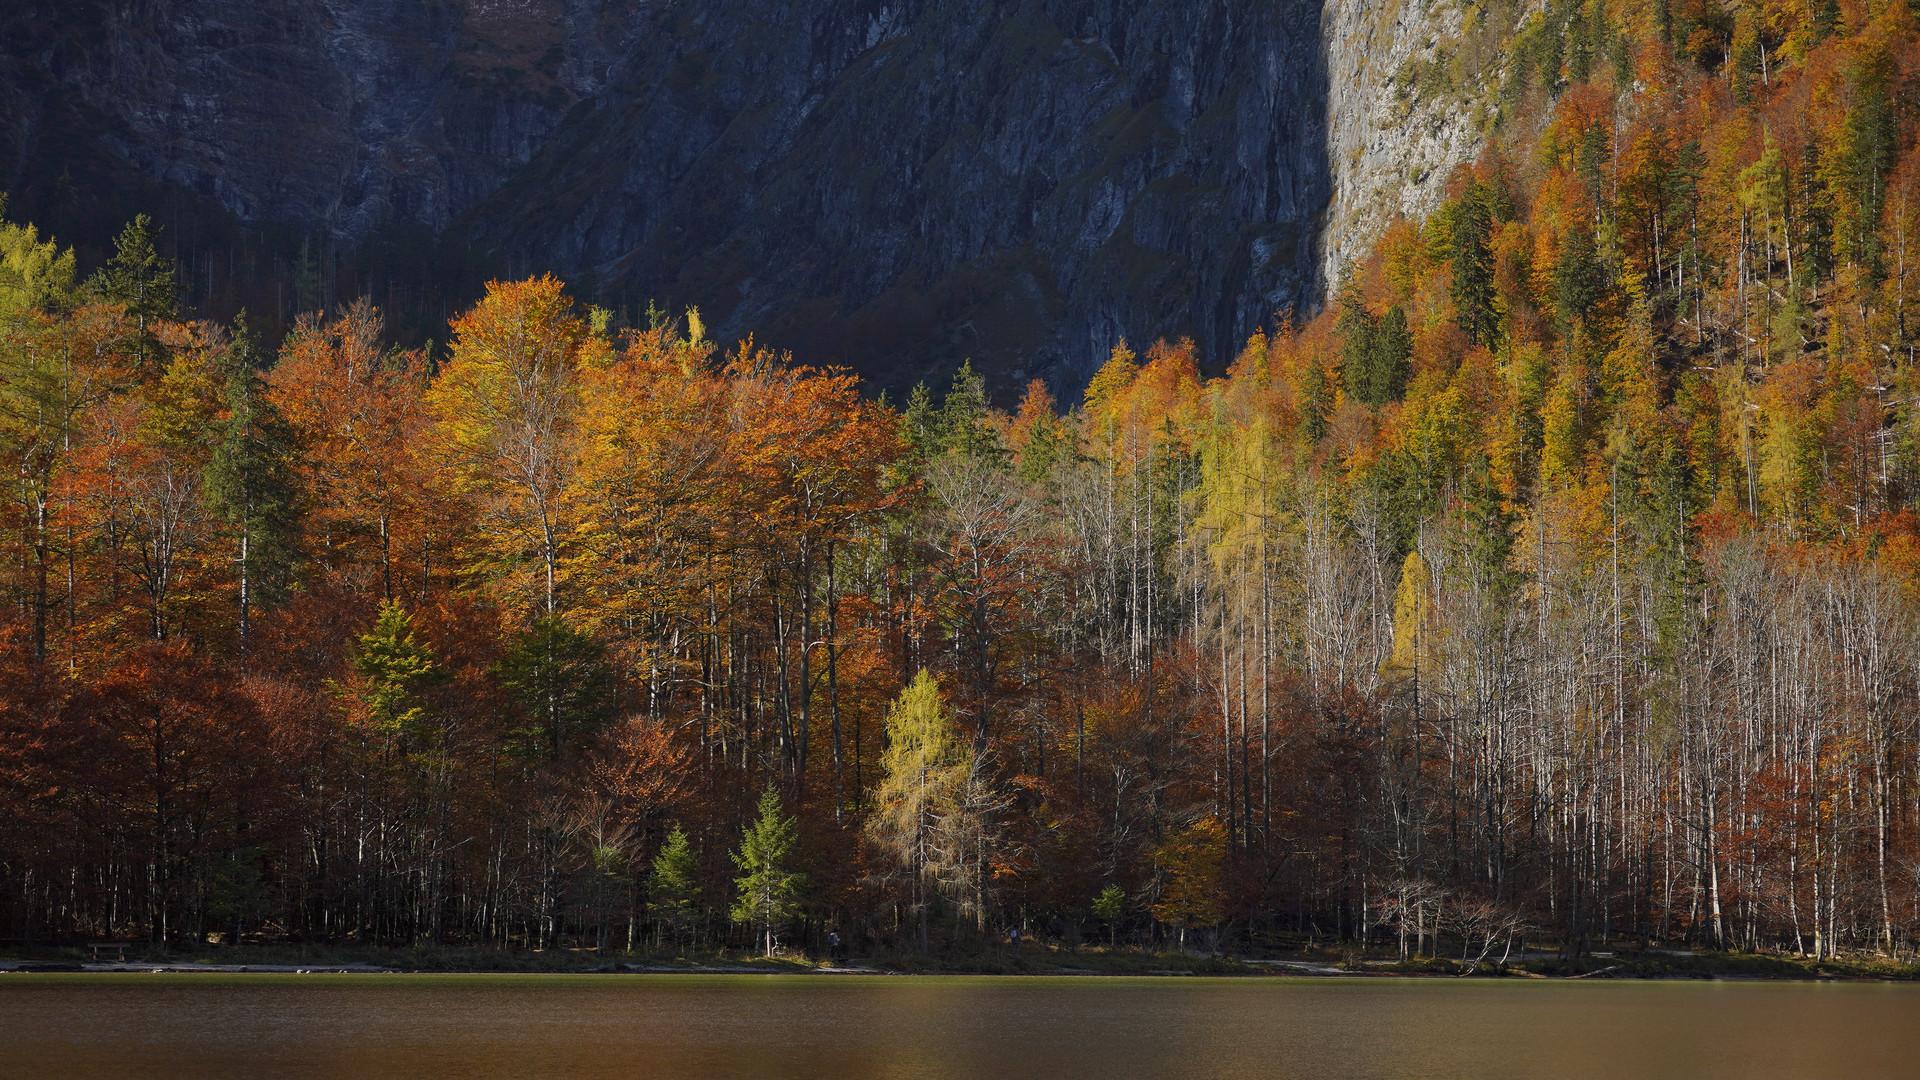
[8,0,1920,966]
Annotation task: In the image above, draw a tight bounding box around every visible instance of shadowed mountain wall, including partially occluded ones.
[0,0,1477,395]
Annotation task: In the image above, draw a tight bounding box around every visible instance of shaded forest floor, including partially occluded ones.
[2,942,1918,979]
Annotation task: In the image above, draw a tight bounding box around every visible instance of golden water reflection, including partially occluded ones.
[2,974,1914,1080]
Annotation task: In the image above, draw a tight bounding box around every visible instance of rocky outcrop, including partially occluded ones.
[1321,0,1498,288]
[0,0,1499,395]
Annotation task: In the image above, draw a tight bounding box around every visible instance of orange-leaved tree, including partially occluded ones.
[270,299,432,601]
[428,276,608,621]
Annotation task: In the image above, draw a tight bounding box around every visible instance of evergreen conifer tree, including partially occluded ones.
[1337,280,1380,401]
[1015,405,1069,485]
[1449,181,1499,347]
[1299,358,1331,440]
[87,214,176,372]
[650,827,701,951]
[1553,226,1602,334]
[1339,284,1413,407]
[205,311,301,654]
[499,616,614,760]
[348,601,452,745]
[937,360,1009,463]
[1374,305,1413,400]
[731,787,804,956]
[902,380,939,463]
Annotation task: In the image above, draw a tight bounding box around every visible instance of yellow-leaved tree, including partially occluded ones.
[1382,548,1435,692]
[428,275,607,619]
[867,669,976,953]
[1150,816,1225,952]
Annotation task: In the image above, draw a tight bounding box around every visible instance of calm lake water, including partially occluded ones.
[1,974,1915,1080]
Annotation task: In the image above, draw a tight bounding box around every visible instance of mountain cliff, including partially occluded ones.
[0,0,1505,394]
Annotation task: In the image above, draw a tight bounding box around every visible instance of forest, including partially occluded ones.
[7,0,1920,965]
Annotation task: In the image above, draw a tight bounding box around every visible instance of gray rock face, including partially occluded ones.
[0,0,1460,395]
[1321,0,1501,290]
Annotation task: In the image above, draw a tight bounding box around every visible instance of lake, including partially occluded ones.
[2,974,1915,1079]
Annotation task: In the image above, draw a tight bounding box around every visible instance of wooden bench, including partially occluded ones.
[87,943,130,963]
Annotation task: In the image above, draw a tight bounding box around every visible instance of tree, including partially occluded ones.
[75,644,270,945]
[1299,356,1331,440]
[935,360,1008,464]
[1551,222,1602,332]
[0,302,132,661]
[724,357,904,788]
[498,615,613,761]
[650,826,700,951]
[1011,380,1068,484]
[902,380,939,463]
[429,276,602,619]
[336,600,458,943]
[592,715,693,824]
[100,321,228,643]
[1338,281,1380,395]
[346,600,451,746]
[267,299,427,600]
[1830,46,1898,273]
[1340,285,1413,407]
[1449,180,1499,347]
[1091,883,1126,948]
[569,797,636,954]
[1382,549,1435,689]
[86,214,175,373]
[731,787,805,956]
[867,669,969,952]
[0,208,90,661]
[0,206,77,315]
[566,320,727,693]
[1150,816,1225,952]
[204,313,300,653]
[925,454,1051,762]
[1374,306,1412,399]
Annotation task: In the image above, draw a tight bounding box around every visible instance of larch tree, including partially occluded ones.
[867,669,968,953]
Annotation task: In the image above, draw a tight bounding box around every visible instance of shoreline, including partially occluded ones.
[2,953,1913,982]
